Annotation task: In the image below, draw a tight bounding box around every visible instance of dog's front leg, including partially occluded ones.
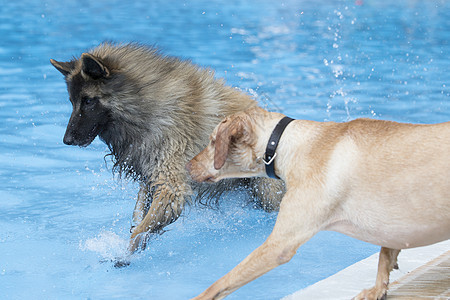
[128,170,191,253]
[354,247,401,300]
[131,183,150,232]
[191,189,324,300]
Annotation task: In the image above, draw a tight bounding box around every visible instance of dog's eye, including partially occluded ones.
[82,96,99,107]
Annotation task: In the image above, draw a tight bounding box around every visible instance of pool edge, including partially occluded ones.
[282,239,450,300]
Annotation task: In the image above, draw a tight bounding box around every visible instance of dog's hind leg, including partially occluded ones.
[354,247,401,300]
[131,183,151,232]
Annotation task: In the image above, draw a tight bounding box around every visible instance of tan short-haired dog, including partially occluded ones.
[186,106,450,300]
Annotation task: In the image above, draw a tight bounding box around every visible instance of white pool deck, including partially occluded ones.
[283,239,450,300]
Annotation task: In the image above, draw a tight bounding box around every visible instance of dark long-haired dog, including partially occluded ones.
[50,42,285,257]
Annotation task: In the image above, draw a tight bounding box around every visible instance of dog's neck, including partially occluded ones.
[263,116,295,179]
[99,117,170,181]
[252,110,293,182]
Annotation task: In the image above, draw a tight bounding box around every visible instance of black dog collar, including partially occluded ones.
[263,116,295,179]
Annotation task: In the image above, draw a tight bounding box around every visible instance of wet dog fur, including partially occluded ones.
[50,43,285,257]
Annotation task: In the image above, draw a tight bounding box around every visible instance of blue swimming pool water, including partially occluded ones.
[1,1,449,299]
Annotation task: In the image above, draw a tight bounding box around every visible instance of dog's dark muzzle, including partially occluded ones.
[63,120,99,147]
[63,106,106,146]
[63,131,96,146]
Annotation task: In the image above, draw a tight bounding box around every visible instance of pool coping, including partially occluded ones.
[282,239,450,300]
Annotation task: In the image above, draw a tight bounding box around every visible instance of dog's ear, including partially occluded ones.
[214,117,245,170]
[80,53,110,79]
[50,59,75,77]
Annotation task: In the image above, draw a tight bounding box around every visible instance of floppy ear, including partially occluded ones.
[80,53,110,79]
[214,117,244,170]
[50,59,75,77]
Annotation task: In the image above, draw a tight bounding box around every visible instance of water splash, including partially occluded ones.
[80,231,128,261]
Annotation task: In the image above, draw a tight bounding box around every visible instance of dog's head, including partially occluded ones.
[186,110,266,183]
[51,53,112,147]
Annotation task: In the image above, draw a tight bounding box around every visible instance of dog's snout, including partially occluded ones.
[186,159,215,183]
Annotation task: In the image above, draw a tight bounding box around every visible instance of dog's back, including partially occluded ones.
[316,119,450,249]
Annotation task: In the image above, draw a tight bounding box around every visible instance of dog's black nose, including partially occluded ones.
[63,134,74,145]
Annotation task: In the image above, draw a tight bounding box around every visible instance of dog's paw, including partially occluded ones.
[353,287,387,300]
[99,256,131,268]
[129,231,150,253]
[113,258,131,268]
